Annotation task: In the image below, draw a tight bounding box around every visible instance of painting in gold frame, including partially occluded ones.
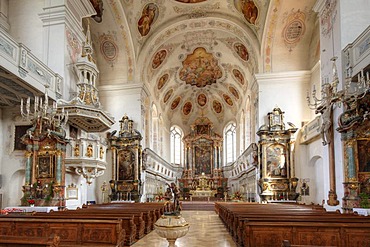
[37,154,55,178]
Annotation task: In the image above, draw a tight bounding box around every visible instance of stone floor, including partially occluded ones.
[132,210,237,247]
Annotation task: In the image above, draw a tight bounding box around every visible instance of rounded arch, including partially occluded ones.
[223,121,237,165]
[170,125,184,165]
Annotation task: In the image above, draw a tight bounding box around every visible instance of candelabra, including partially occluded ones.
[20,86,68,130]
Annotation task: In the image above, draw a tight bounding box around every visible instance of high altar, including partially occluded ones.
[179,117,227,200]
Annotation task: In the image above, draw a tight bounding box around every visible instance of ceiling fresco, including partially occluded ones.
[85,0,318,133]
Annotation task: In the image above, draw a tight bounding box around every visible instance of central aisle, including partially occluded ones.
[132,210,236,247]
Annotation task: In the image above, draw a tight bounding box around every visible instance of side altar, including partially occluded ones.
[179,117,227,200]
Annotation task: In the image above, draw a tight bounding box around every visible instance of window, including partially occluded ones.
[224,122,236,164]
[170,126,183,165]
[151,104,158,152]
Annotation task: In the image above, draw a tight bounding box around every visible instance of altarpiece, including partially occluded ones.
[179,117,227,199]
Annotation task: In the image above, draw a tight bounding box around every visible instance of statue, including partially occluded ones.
[317,83,334,146]
[164,182,181,215]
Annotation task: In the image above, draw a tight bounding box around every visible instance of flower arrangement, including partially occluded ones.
[155,193,164,202]
[1,208,24,215]
[231,191,243,201]
[27,199,35,205]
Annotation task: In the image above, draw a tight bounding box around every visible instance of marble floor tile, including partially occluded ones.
[132,210,236,247]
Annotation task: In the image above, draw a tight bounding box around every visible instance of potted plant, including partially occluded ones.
[353,192,370,216]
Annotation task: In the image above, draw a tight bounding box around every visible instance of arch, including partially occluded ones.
[239,110,245,152]
[224,121,237,165]
[170,125,183,165]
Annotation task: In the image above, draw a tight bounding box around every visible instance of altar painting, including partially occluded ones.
[195,145,212,175]
[266,144,287,178]
[118,149,135,180]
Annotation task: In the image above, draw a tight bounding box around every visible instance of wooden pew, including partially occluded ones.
[0,234,60,247]
[0,216,126,247]
[215,202,370,247]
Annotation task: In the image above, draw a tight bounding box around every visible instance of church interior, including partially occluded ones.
[0,0,369,246]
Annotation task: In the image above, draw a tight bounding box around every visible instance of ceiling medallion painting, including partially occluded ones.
[197,93,207,107]
[179,47,222,88]
[229,86,240,99]
[157,73,169,90]
[234,0,259,25]
[212,100,222,114]
[183,102,193,115]
[282,10,306,51]
[163,89,173,103]
[171,96,181,110]
[152,49,167,69]
[223,94,233,106]
[138,3,159,37]
[234,42,249,61]
[174,0,207,3]
[232,68,245,85]
[99,33,118,66]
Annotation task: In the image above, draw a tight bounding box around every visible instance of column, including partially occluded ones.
[25,151,33,185]
[55,150,63,185]
[135,146,139,181]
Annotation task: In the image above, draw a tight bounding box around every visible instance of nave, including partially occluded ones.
[132,210,236,247]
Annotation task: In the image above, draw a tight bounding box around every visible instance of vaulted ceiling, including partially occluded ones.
[88,0,319,134]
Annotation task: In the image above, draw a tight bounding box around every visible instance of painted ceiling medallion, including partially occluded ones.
[212,100,222,113]
[163,89,173,103]
[234,42,249,61]
[282,10,306,51]
[229,86,239,99]
[234,0,259,25]
[152,49,167,69]
[171,96,181,110]
[182,101,192,115]
[223,94,233,106]
[138,3,159,37]
[157,73,169,90]
[197,93,207,107]
[179,47,222,88]
[232,68,245,85]
[175,0,207,3]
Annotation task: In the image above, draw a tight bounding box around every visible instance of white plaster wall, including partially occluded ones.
[256,71,312,129]
[99,84,143,134]
[8,0,44,60]
[340,0,370,49]
[0,109,28,208]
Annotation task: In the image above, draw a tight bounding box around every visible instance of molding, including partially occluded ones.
[255,70,312,85]
[98,83,145,94]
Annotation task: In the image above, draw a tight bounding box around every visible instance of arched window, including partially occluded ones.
[224,122,236,164]
[170,126,183,165]
[240,110,245,152]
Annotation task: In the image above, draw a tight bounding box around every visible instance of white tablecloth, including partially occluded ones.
[4,206,58,213]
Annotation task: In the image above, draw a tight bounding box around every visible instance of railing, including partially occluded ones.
[142,148,183,180]
[0,27,63,100]
[223,143,258,179]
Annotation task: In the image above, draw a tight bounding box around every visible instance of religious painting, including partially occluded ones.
[196,125,209,135]
[197,93,207,107]
[266,144,287,178]
[37,154,55,179]
[232,68,245,85]
[195,145,212,175]
[358,140,370,173]
[183,101,192,115]
[118,149,135,180]
[171,96,181,110]
[213,100,222,113]
[14,125,32,151]
[174,0,207,3]
[163,89,173,103]
[152,49,167,69]
[223,94,233,106]
[90,0,104,23]
[229,86,239,99]
[234,0,258,25]
[234,42,249,61]
[179,47,222,88]
[157,73,169,90]
[137,3,158,37]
